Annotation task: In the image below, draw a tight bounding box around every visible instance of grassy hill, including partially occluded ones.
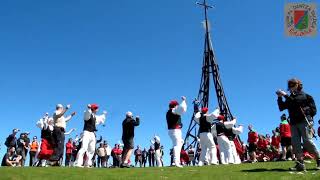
[0,161,319,180]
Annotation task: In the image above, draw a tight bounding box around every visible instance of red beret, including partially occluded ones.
[217,115,225,121]
[169,100,179,107]
[91,104,99,110]
[201,107,208,113]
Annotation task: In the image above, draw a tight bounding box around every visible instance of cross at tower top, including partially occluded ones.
[196,0,214,10]
[196,0,214,33]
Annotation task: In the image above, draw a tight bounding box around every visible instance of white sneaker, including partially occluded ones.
[41,160,46,167]
[73,163,83,168]
[175,164,183,168]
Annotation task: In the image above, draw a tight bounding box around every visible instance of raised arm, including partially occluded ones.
[277,96,288,111]
[172,97,187,116]
[95,111,107,125]
[96,136,103,144]
[132,116,140,126]
[64,115,72,122]
[206,108,220,123]
[224,118,237,129]
[54,106,69,119]
[84,109,93,121]
[193,112,201,124]
[154,136,161,143]
[36,118,44,129]
[64,128,76,135]
[232,125,244,135]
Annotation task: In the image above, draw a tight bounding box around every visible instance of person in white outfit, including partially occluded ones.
[224,125,243,164]
[194,107,220,166]
[166,96,187,168]
[151,135,162,167]
[215,113,236,165]
[231,125,243,164]
[74,104,107,168]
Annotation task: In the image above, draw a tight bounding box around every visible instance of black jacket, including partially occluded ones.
[122,117,140,139]
[278,91,317,125]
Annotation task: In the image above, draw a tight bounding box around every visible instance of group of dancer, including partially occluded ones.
[2,78,320,172]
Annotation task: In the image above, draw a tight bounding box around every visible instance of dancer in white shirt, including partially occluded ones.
[166,96,187,168]
[194,107,219,166]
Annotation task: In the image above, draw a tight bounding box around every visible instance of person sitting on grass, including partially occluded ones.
[1,146,22,167]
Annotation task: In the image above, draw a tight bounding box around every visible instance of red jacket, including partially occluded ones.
[66,142,73,154]
[280,122,291,138]
[248,131,258,143]
[271,135,280,148]
[180,150,189,164]
[112,148,122,155]
[257,138,268,150]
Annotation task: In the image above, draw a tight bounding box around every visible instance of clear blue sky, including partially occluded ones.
[0,0,319,166]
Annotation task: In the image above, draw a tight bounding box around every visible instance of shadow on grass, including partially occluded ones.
[242,168,319,173]
[242,168,289,173]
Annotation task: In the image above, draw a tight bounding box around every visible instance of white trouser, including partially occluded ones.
[199,132,218,165]
[229,140,241,164]
[74,131,96,167]
[217,135,232,164]
[155,149,162,167]
[168,129,184,166]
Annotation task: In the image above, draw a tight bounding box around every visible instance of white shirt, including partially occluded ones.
[36,116,54,131]
[53,110,72,129]
[105,145,112,156]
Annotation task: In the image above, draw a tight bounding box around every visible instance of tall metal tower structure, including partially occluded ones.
[184,0,234,149]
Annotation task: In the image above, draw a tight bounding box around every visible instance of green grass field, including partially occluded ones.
[0,161,320,180]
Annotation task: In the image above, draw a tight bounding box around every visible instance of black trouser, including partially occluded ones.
[65,153,72,167]
[142,157,147,167]
[148,154,155,167]
[16,147,26,166]
[97,156,105,168]
[29,151,37,166]
[52,127,65,161]
[112,155,121,167]
[135,156,142,167]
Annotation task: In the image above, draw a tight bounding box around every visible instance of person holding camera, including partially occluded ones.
[277,78,320,171]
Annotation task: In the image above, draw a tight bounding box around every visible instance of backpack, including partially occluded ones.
[4,135,14,147]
